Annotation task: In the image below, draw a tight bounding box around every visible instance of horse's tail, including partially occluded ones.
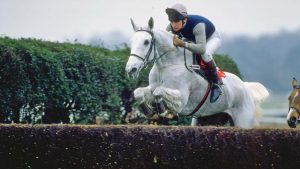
[244,82,269,103]
[244,82,269,125]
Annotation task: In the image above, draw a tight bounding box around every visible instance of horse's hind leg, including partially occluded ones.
[231,107,255,128]
[191,118,198,126]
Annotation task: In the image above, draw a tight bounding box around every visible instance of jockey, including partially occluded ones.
[165,3,223,103]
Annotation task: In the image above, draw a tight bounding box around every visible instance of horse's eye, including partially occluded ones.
[144,40,150,45]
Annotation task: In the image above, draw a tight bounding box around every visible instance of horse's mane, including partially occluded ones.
[153,29,177,51]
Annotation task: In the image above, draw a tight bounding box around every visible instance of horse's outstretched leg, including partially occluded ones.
[153,86,185,114]
[155,99,167,114]
[134,86,154,103]
[134,86,155,116]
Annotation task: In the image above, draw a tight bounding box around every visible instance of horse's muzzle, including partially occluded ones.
[126,67,139,79]
[287,117,297,128]
[129,67,137,74]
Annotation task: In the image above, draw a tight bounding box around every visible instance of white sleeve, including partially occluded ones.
[185,23,206,55]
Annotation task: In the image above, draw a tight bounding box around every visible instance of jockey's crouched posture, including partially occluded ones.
[165,3,223,103]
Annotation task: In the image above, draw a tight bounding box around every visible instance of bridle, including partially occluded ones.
[289,106,300,117]
[129,29,156,68]
[289,87,300,118]
[129,29,171,68]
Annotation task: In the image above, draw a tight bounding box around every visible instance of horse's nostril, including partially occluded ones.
[131,67,137,73]
[287,118,297,128]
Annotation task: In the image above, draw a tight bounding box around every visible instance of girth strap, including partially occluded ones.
[188,82,212,117]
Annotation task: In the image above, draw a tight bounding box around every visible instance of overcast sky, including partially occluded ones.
[1,0,300,44]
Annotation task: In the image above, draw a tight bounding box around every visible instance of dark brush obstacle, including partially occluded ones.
[0,124,300,169]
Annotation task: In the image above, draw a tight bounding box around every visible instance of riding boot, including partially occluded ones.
[206,60,223,103]
[139,102,154,117]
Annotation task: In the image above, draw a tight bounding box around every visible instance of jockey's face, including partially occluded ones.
[171,18,187,32]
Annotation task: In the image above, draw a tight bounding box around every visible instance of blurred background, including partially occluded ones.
[1,0,300,125]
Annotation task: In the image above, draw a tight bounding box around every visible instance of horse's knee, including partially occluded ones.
[133,88,143,99]
[153,86,165,99]
[134,88,151,102]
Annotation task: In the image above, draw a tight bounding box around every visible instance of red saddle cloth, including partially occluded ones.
[199,60,226,79]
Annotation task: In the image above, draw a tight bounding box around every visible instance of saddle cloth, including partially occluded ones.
[198,59,226,79]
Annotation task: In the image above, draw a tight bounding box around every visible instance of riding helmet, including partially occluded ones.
[165,3,188,21]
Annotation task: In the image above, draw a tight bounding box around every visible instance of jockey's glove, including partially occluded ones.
[173,35,185,47]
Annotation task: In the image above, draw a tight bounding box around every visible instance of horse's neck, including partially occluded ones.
[153,29,191,66]
[153,29,209,81]
[152,29,208,87]
[153,29,174,54]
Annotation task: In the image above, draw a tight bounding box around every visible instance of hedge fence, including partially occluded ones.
[0,124,299,169]
[0,37,242,125]
[0,37,138,124]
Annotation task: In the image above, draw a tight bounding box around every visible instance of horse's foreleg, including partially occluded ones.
[134,87,155,116]
[134,86,155,103]
[153,86,183,113]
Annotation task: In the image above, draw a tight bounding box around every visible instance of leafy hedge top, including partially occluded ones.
[0,37,136,124]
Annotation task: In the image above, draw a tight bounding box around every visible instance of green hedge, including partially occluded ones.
[0,124,299,169]
[0,37,241,124]
[0,37,137,124]
[215,53,242,78]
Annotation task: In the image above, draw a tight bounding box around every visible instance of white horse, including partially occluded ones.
[125,18,269,128]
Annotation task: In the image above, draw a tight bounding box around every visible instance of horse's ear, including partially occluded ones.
[292,77,299,89]
[148,17,154,30]
[130,18,138,31]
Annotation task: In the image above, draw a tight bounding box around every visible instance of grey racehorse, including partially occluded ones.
[126,18,269,128]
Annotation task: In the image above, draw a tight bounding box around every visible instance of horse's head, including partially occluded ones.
[287,77,300,128]
[125,17,156,78]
